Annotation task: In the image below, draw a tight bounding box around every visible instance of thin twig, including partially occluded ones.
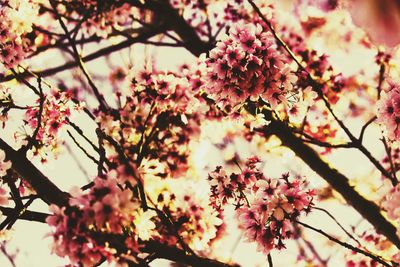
[382,137,398,185]
[359,116,377,143]
[96,129,106,178]
[267,253,273,267]
[20,77,45,154]
[313,206,362,247]
[301,138,353,149]
[67,119,100,153]
[0,241,16,267]
[1,27,164,83]
[65,142,91,181]
[10,69,40,95]
[67,130,105,171]
[377,63,385,100]
[50,0,109,111]
[296,221,392,267]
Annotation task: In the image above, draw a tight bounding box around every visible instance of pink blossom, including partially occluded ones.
[348,0,400,47]
[208,157,314,255]
[46,171,149,266]
[382,183,400,238]
[0,149,11,177]
[22,90,81,157]
[0,186,9,206]
[377,84,400,141]
[202,23,299,112]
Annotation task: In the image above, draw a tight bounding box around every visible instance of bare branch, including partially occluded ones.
[296,221,392,267]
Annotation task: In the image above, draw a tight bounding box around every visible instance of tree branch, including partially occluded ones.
[0,27,164,83]
[262,111,400,249]
[142,240,238,267]
[296,221,392,267]
[0,207,49,223]
[0,138,69,207]
[144,0,213,56]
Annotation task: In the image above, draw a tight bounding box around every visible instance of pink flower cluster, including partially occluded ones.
[81,3,132,38]
[24,90,81,154]
[46,175,155,266]
[0,184,8,207]
[345,229,400,266]
[130,67,200,114]
[169,0,250,39]
[376,82,400,141]
[202,23,298,112]
[382,183,400,238]
[0,0,38,69]
[295,0,340,13]
[208,156,314,255]
[97,82,201,178]
[51,0,133,39]
[154,187,223,250]
[69,178,138,233]
[382,147,400,175]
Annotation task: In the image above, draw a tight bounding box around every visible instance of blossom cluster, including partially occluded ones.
[23,90,81,157]
[0,184,8,206]
[46,174,157,267]
[51,0,134,39]
[382,183,400,238]
[98,105,198,179]
[382,146,400,175]
[208,156,314,254]
[169,0,251,40]
[284,29,348,104]
[0,85,13,127]
[47,166,226,266]
[95,68,204,178]
[202,23,298,112]
[345,229,400,266]
[80,3,133,38]
[148,176,224,251]
[0,0,39,70]
[129,66,200,114]
[377,82,400,142]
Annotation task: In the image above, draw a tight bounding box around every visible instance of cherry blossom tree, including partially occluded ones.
[0,0,400,266]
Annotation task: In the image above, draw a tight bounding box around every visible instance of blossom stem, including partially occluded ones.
[267,253,273,267]
[20,77,45,154]
[296,220,392,267]
[67,130,104,170]
[313,206,362,247]
[382,137,398,184]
